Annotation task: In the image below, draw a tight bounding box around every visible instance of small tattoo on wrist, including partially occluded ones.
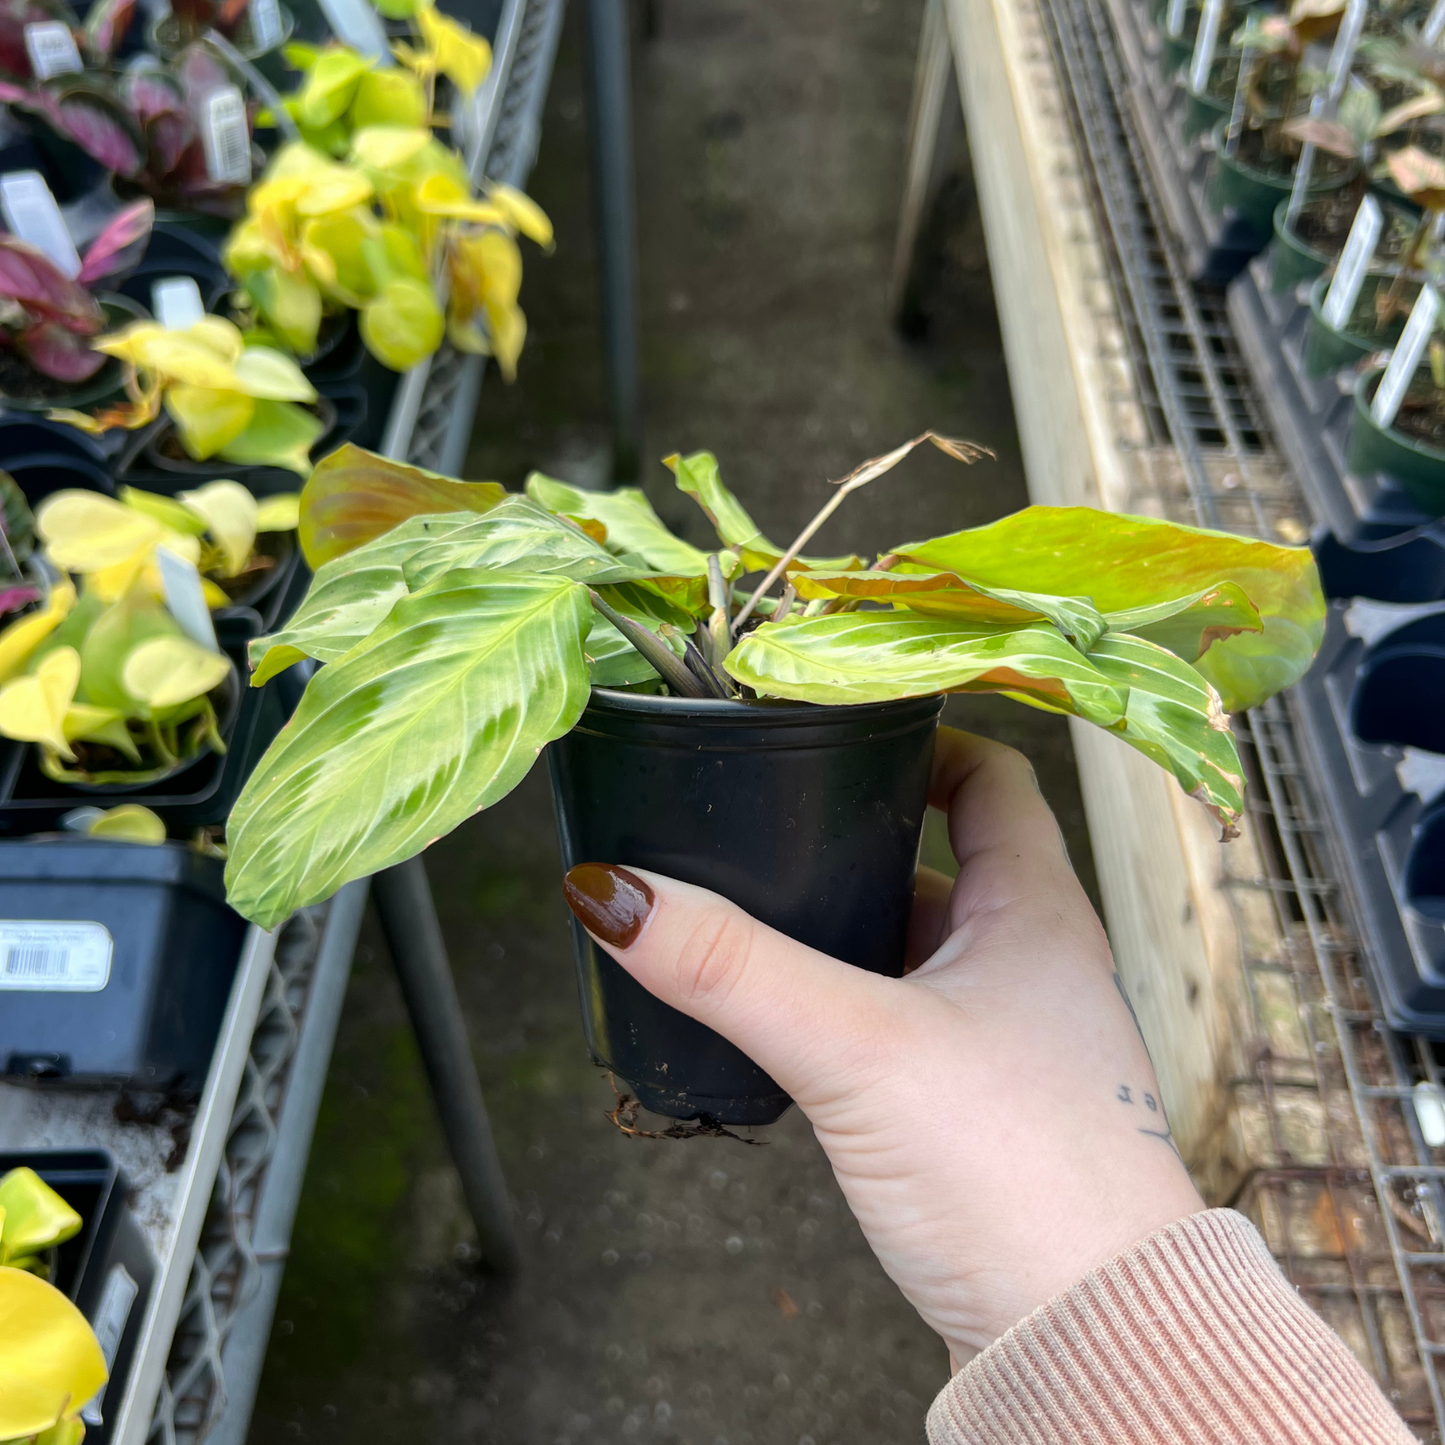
[1115,1082,1182,1159]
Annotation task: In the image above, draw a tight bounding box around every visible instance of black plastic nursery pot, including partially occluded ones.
[0,1148,155,1444]
[548,688,944,1126]
[0,840,245,1089]
[1347,367,1445,518]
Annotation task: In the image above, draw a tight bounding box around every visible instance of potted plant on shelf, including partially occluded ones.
[1349,350,1445,513]
[0,201,152,412]
[221,436,1325,1124]
[51,313,325,479]
[1206,2,1357,242]
[150,0,292,63]
[224,129,550,374]
[0,1263,105,1445]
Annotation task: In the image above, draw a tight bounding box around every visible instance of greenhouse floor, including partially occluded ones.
[247,3,1099,1442]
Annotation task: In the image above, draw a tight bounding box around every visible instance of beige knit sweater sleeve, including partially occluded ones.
[926,1209,1415,1445]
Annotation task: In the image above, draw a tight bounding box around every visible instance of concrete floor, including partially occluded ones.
[248,4,1101,1442]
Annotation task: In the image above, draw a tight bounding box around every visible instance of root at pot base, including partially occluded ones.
[548,689,944,1126]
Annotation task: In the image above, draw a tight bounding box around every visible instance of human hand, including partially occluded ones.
[561,727,1205,1365]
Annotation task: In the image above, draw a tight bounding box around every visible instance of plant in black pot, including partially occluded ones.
[0,200,151,412]
[220,438,1326,1125]
[0,1247,106,1445]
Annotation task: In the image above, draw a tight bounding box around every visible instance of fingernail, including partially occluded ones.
[563,863,656,948]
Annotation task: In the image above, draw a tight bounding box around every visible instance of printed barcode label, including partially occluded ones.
[0,921,111,992]
[202,86,251,184]
[23,20,81,79]
[81,1265,139,1427]
[249,0,282,50]
[0,170,80,278]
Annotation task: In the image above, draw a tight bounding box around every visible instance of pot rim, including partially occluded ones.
[586,686,946,724]
[1353,364,1445,466]
[1308,272,1412,345]
[1209,119,1357,190]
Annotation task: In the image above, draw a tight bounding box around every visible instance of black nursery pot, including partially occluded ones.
[548,689,944,1125]
[0,840,246,1090]
[0,1148,155,1445]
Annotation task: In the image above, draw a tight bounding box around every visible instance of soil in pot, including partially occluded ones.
[210,528,296,616]
[549,688,944,1126]
[1305,273,1416,377]
[142,394,337,476]
[1208,121,1356,241]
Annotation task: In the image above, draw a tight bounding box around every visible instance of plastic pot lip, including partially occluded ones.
[1353,364,1445,465]
[1308,273,1408,344]
[583,686,946,733]
[0,292,147,413]
[1208,120,1357,190]
[1272,199,1331,264]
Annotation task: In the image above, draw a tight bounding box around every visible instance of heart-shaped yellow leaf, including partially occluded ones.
[122,636,230,710]
[38,492,162,573]
[0,647,82,758]
[86,803,165,843]
[63,703,140,762]
[165,386,256,460]
[0,582,74,683]
[0,1169,82,1263]
[120,487,209,536]
[486,183,553,247]
[0,1267,107,1439]
[232,347,318,403]
[256,494,301,531]
[179,481,259,577]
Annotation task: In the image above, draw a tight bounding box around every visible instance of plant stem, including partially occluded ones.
[730,431,991,634]
[1379,208,1434,324]
[772,583,797,623]
[661,624,731,699]
[587,588,710,698]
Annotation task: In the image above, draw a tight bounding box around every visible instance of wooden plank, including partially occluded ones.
[940,0,1244,1175]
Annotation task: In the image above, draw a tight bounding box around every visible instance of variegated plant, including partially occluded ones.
[223,436,1325,929]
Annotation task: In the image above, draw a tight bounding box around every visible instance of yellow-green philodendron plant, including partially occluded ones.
[222,436,1326,929]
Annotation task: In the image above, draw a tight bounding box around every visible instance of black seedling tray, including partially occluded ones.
[0,841,246,1089]
[0,1149,155,1444]
[1228,258,1438,541]
[0,613,299,838]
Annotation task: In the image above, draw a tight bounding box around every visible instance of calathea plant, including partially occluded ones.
[221,435,1325,928]
[0,200,152,388]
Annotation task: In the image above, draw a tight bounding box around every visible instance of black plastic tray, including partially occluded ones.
[1229,258,1441,540]
[0,841,246,1088]
[0,1148,155,1443]
[0,612,300,838]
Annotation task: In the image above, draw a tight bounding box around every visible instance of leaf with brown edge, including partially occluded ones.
[891,506,1322,712]
[298,443,507,567]
[1387,146,1445,210]
[1281,116,1358,158]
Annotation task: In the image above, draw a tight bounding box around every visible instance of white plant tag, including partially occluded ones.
[1427,0,1445,47]
[23,20,81,79]
[1417,1082,1445,1148]
[157,546,218,650]
[1188,0,1225,94]
[248,0,282,51]
[0,171,80,278]
[315,0,389,59]
[1322,195,1383,332]
[201,85,250,184]
[1326,0,1368,103]
[1371,286,1440,430]
[152,276,204,331]
[0,920,112,992]
[1165,0,1187,38]
[80,1265,139,1427]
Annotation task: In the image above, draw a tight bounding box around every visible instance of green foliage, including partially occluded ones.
[222,444,1326,928]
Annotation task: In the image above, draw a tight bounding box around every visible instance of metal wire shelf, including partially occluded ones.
[1033,0,1445,1434]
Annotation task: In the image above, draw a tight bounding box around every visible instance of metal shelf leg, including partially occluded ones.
[372,857,520,1278]
[585,0,642,481]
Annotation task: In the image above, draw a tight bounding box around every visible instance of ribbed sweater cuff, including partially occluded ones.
[926,1208,1414,1445]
